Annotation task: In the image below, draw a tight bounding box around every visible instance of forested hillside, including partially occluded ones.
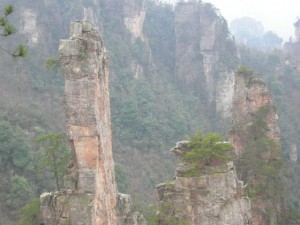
[0,0,300,224]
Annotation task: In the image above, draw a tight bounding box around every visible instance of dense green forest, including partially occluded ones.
[0,0,300,224]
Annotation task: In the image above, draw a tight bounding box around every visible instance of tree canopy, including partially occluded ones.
[34,133,71,191]
[182,131,233,168]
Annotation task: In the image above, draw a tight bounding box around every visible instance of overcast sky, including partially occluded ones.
[205,0,299,41]
[165,0,300,41]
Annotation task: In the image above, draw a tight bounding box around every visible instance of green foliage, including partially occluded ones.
[156,201,188,225]
[180,168,200,177]
[3,5,14,16]
[0,120,33,171]
[35,133,71,191]
[143,204,159,225]
[238,138,284,198]
[284,206,300,225]
[115,164,128,193]
[236,65,254,77]
[7,175,33,209]
[144,1,175,74]
[0,4,28,57]
[45,58,60,71]
[16,198,41,225]
[235,104,285,222]
[13,44,28,57]
[182,131,233,168]
[0,5,16,38]
[2,22,16,36]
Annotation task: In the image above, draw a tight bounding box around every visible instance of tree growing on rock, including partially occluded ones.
[182,131,233,168]
[35,133,70,191]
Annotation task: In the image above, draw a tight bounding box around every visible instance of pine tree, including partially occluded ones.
[0,5,27,57]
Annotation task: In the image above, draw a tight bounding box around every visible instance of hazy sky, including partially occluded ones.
[165,0,300,41]
[204,0,299,41]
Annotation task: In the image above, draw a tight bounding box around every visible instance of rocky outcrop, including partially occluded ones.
[61,20,117,225]
[174,1,238,120]
[40,191,146,225]
[284,19,300,70]
[123,0,145,40]
[156,141,252,225]
[229,69,285,225]
[230,70,280,155]
[40,191,94,225]
[40,21,145,225]
[117,194,147,225]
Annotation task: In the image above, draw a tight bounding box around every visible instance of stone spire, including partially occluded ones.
[59,20,117,224]
[229,68,285,225]
[229,70,280,155]
[40,21,146,225]
[294,19,300,42]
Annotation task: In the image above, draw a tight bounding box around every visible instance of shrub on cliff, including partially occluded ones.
[182,131,233,168]
[236,65,253,77]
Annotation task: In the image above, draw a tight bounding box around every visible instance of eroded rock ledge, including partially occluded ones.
[156,141,251,225]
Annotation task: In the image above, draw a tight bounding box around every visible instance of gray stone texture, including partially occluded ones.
[157,142,251,225]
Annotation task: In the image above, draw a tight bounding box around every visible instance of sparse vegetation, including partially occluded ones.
[16,198,40,225]
[35,133,71,191]
[156,201,188,225]
[0,5,27,57]
[236,65,254,77]
[182,131,233,169]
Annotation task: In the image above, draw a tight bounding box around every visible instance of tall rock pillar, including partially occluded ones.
[174,1,238,130]
[40,21,146,225]
[59,20,117,225]
[229,69,280,155]
[229,68,285,225]
[59,21,117,225]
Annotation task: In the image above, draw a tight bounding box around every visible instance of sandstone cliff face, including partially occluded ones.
[123,0,146,40]
[229,70,285,225]
[61,20,117,225]
[156,142,251,225]
[230,71,280,156]
[174,1,238,120]
[40,21,146,225]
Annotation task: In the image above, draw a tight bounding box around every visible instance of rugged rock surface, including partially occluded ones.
[230,70,280,155]
[229,69,285,225]
[40,191,146,225]
[40,20,145,225]
[284,19,300,70]
[174,1,238,120]
[117,194,147,225]
[123,0,146,40]
[156,141,251,225]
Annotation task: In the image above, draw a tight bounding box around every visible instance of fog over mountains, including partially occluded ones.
[162,0,299,40]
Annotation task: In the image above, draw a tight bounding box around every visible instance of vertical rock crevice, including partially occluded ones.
[174,1,238,129]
